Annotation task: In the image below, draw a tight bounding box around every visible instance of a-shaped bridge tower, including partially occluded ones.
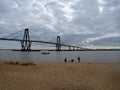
[21,28,32,50]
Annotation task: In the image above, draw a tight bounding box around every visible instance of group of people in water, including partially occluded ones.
[64,56,80,63]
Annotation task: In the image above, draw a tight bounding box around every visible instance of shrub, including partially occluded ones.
[21,62,28,66]
[9,61,15,65]
[88,62,91,64]
[4,61,36,66]
[28,62,36,65]
[15,61,20,65]
[5,61,8,64]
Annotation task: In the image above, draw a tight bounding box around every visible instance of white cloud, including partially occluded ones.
[85,33,120,43]
[97,0,106,5]
[0,0,120,47]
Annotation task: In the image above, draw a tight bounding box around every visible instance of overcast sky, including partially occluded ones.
[0,0,120,49]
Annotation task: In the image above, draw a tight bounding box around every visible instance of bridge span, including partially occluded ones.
[0,28,92,51]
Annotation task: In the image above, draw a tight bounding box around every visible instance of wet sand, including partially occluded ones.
[0,61,120,90]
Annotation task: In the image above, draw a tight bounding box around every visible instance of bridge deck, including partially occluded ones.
[0,38,88,49]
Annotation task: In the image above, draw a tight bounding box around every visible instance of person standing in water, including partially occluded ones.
[78,56,80,63]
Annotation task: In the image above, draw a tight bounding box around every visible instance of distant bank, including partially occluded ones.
[0,49,120,51]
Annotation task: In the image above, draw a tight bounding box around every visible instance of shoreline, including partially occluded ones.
[0,61,120,90]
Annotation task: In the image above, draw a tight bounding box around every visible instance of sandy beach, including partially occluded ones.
[0,61,120,90]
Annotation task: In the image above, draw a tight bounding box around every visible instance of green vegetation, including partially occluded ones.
[5,61,36,66]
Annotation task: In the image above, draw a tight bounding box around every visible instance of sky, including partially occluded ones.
[0,0,120,49]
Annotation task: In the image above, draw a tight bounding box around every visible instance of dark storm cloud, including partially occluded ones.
[0,0,120,47]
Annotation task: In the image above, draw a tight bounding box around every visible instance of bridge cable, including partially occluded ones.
[2,30,23,38]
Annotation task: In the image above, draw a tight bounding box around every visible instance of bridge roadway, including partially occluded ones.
[0,38,88,50]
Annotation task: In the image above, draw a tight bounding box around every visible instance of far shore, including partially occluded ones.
[0,61,120,90]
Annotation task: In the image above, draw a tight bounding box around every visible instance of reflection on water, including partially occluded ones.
[0,50,120,62]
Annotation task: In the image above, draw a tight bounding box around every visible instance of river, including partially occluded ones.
[0,50,120,62]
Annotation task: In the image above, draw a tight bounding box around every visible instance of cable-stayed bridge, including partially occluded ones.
[0,28,92,51]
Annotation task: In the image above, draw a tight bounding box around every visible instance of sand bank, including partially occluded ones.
[0,61,120,90]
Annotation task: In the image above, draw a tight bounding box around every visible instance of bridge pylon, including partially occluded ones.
[21,28,32,51]
[56,36,61,51]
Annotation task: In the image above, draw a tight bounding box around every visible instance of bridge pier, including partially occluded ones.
[69,46,71,50]
[21,28,32,51]
[56,36,61,51]
[73,46,75,50]
[69,46,77,51]
[76,47,78,50]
